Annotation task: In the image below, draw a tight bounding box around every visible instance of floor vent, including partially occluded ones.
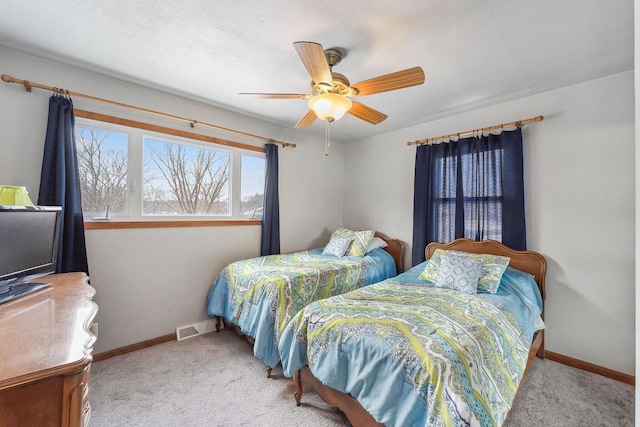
[176,320,217,341]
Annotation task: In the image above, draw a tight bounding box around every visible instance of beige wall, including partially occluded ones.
[343,71,635,375]
[1,48,634,375]
[634,0,639,413]
[0,47,344,353]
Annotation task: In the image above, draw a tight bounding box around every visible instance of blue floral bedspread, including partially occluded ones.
[279,264,542,426]
[207,248,396,368]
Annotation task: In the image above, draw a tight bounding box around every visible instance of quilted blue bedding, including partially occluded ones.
[279,263,542,426]
[206,247,396,368]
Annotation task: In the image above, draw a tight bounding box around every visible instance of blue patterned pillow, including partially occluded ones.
[322,235,353,257]
[421,248,510,293]
[331,227,375,257]
[435,253,483,294]
[420,248,446,283]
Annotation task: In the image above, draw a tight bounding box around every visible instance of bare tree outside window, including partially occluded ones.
[143,138,230,215]
[75,126,128,215]
[75,121,264,221]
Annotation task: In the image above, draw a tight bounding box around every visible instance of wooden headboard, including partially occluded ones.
[425,238,546,302]
[375,231,404,275]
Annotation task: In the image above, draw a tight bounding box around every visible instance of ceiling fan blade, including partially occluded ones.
[295,110,317,128]
[239,93,308,99]
[348,101,388,125]
[293,41,332,87]
[351,67,425,96]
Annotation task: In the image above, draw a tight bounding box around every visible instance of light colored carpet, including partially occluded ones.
[90,329,634,426]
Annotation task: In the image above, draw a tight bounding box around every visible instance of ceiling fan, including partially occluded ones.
[240,41,425,129]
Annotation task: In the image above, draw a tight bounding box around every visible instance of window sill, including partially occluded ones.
[84,220,262,229]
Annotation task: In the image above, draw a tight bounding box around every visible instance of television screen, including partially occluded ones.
[0,205,61,289]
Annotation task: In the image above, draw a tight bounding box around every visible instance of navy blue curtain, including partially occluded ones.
[38,94,89,274]
[411,129,526,266]
[260,143,280,255]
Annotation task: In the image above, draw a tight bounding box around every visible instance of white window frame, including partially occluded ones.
[75,117,266,223]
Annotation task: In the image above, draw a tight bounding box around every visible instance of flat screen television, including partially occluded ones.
[0,205,62,304]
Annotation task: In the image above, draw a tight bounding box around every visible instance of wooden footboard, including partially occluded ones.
[294,366,384,427]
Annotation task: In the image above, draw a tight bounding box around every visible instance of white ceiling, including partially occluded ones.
[0,1,634,142]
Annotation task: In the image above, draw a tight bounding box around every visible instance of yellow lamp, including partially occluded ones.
[0,185,34,206]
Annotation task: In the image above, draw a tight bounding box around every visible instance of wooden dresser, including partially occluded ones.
[0,273,98,427]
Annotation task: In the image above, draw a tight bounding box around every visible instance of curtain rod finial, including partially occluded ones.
[0,74,29,91]
[273,139,296,148]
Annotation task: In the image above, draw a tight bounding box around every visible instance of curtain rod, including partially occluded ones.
[1,74,296,148]
[406,115,543,147]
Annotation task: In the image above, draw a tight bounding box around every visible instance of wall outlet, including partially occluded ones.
[91,322,98,338]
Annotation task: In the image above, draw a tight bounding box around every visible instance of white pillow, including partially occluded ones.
[366,237,388,253]
[322,235,353,257]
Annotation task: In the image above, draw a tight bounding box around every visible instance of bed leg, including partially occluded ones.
[215,316,221,332]
[537,340,546,358]
[536,330,545,359]
[293,370,302,406]
[266,367,272,378]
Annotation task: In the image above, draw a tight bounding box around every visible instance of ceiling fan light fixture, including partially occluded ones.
[308,93,352,122]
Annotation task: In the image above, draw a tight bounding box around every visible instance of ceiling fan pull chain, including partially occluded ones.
[325,121,331,156]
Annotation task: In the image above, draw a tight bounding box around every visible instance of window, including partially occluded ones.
[76,126,129,216]
[431,148,503,243]
[412,130,526,265]
[143,137,231,215]
[74,117,265,222]
[240,155,265,219]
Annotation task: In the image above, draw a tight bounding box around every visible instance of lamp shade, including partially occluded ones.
[308,93,353,122]
[0,185,34,206]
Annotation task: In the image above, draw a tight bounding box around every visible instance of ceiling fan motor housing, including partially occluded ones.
[309,48,358,96]
[311,72,354,96]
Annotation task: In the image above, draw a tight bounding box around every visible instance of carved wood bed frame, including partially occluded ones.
[292,238,547,426]
[215,230,405,377]
[373,231,404,275]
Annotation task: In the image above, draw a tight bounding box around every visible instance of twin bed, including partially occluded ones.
[207,236,546,426]
[206,230,404,373]
[280,238,546,426]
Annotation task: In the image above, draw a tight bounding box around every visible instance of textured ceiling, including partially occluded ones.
[0,0,634,142]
